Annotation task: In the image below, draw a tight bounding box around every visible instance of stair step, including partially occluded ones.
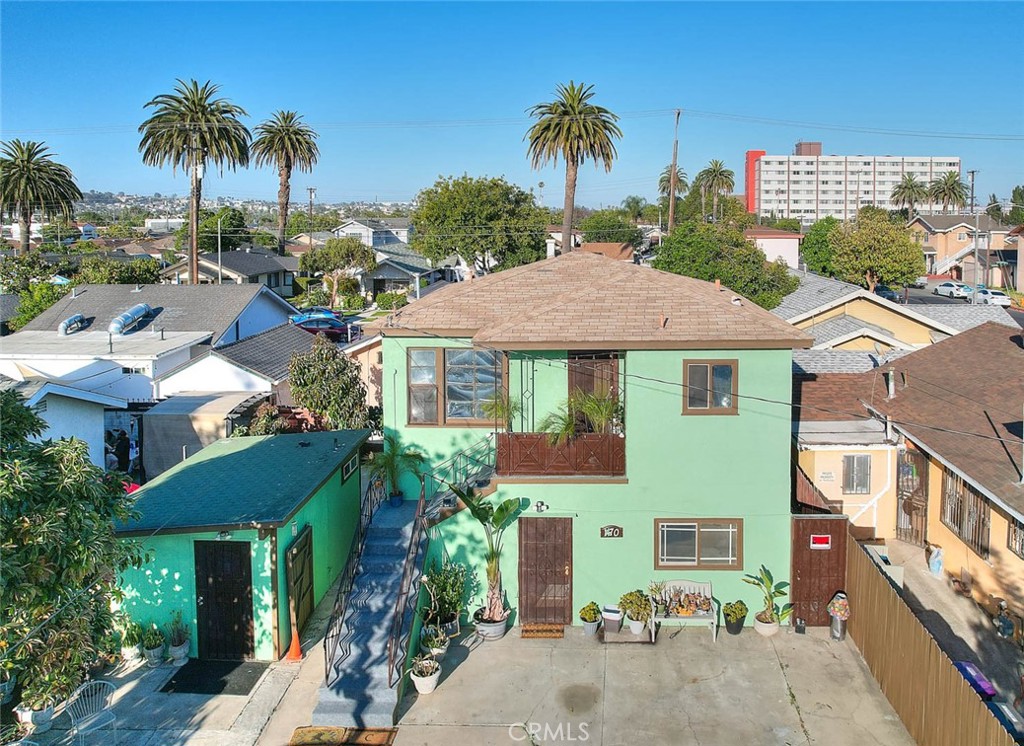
[361,536,410,556]
[358,556,403,574]
[312,690,398,728]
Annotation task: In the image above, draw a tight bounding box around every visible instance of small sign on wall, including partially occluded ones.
[819,471,835,483]
[600,525,624,538]
[810,534,833,550]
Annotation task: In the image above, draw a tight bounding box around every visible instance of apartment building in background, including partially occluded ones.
[745,142,961,225]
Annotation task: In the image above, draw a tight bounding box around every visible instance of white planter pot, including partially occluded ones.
[0,672,16,705]
[14,702,55,733]
[121,644,141,662]
[602,606,623,633]
[143,644,164,667]
[753,617,780,638]
[168,640,190,666]
[627,616,645,635]
[411,666,441,694]
[419,638,450,659]
[581,619,601,636]
[473,608,508,640]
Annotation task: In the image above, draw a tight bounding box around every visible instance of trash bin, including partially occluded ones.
[830,615,847,642]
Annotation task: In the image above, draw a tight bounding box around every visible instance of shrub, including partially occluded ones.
[375,291,408,310]
[341,294,367,311]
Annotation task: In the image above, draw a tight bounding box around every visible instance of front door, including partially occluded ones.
[518,517,573,624]
[194,541,255,659]
[791,517,848,626]
[896,449,929,546]
[286,525,314,639]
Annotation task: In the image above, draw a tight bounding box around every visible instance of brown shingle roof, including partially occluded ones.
[374,252,811,350]
[793,373,882,422]
[580,242,634,260]
[744,228,804,239]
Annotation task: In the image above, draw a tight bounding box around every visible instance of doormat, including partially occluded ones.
[521,623,564,639]
[289,726,397,745]
[160,659,269,696]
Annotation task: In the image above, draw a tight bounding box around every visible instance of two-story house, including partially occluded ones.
[908,214,1010,280]
[161,248,297,297]
[374,252,812,630]
[332,217,411,248]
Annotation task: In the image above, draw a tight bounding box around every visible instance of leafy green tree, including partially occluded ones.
[411,175,547,270]
[288,334,371,430]
[250,230,279,249]
[652,221,798,310]
[526,81,622,253]
[102,222,138,239]
[1008,186,1024,226]
[0,391,145,708]
[620,195,647,225]
[173,207,248,255]
[0,140,83,255]
[252,111,320,254]
[117,206,152,227]
[74,240,104,253]
[139,79,251,284]
[10,282,69,330]
[0,252,69,294]
[928,171,967,214]
[285,210,344,237]
[230,402,289,437]
[831,209,925,291]
[890,174,928,221]
[76,256,161,285]
[985,193,1003,221]
[40,218,79,246]
[299,236,377,308]
[579,210,643,246]
[801,217,840,276]
[675,190,754,229]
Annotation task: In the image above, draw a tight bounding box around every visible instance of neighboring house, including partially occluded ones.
[161,249,296,297]
[744,227,803,269]
[155,322,316,405]
[355,243,452,298]
[289,232,335,253]
[0,375,127,467]
[373,251,812,630]
[579,242,634,261]
[117,430,368,661]
[77,223,99,240]
[332,218,411,248]
[343,333,382,411]
[144,218,186,234]
[795,323,1024,613]
[907,214,1010,278]
[0,283,296,402]
[0,294,19,336]
[544,225,583,257]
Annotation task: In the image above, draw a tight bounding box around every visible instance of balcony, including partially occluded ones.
[495,432,625,478]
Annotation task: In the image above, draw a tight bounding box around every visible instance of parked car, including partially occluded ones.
[873,285,903,303]
[910,276,929,289]
[294,316,361,343]
[297,306,339,317]
[289,309,337,325]
[933,281,972,299]
[975,289,1013,307]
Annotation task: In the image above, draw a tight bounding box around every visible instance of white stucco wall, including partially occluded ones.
[754,236,801,269]
[156,356,272,398]
[216,292,291,346]
[34,394,109,467]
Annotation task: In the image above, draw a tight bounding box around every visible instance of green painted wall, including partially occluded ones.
[384,336,795,626]
[275,463,362,654]
[119,529,275,659]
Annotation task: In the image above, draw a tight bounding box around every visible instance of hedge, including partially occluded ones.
[375,292,409,310]
[341,294,367,311]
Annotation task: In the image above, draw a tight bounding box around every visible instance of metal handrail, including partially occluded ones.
[323,476,386,687]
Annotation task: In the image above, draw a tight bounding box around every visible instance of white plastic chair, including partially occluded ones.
[66,680,117,745]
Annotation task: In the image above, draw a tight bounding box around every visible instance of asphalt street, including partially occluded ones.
[904,287,1024,327]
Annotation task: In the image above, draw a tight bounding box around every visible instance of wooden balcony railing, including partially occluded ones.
[496,432,626,477]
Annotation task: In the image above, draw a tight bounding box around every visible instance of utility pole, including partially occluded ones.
[968,170,979,302]
[217,215,224,285]
[307,187,317,254]
[667,109,681,232]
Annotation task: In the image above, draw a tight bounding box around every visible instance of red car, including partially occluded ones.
[295,317,360,343]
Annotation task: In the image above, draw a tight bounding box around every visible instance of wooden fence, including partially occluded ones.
[846,531,1016,746]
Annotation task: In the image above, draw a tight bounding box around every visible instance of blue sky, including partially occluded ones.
[2,2,1022,207]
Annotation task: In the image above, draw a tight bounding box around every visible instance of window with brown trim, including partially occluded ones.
[940,469,990,559]
[655,518,743,570]
[1009,519,1024,561]
[407,347,505,426]
[682,360,738,415]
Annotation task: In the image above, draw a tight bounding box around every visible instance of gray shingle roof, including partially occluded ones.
[0,294,19,323]
[199,250,290,277]
[909,304,1019,331]
[376,242,432,273]
[802,315,896,346]
[352,217,411,230]
[215,323,314,382]
[772,270,862,320]
[20,284,281,344]
[792,349,911,374]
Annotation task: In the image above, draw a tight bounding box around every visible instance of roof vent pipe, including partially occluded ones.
[886,367,896,399]
[715,279,721,291]
[58,313,86,336]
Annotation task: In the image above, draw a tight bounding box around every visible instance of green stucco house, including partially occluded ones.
[375,251,812,629]
[118,430,368,660]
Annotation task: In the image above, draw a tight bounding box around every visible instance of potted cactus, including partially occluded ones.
[579,602,602,636]
[409,654,441,695]
[723,600,748,635]
[619,589,651,635]
[142,625,165,668]
[167,611,191,666]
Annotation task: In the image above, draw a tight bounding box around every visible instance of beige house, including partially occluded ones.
[907,214,1010,281]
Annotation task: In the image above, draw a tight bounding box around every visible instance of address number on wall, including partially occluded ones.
[600,525,624,538]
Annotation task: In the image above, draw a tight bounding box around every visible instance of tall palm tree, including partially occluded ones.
[620,195,647,225]
[890,174,928,221]
[658,165,688,199]
[0,140,82,255]
[526,82,621,253]
[928,171,968,214]
[701,160,735,220]
[693,169,709,218]
[251,110,320,254]
[139,79,250,284]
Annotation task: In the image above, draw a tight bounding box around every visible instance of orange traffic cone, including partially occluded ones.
[284,632,303,662]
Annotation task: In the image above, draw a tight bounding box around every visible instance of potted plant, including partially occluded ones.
[419,625,450,658]
[648,581,667,616]
[742,565,793,638]
[620,589,651,635]
[120,620,143,663]
[167,611,191,666]
[723,600,748,635]
[579,602,602,636]
[540,390,621,446]
[409,654,441,695]
[450,484,524,640]
[420,559,468,638]
[1,723,32,745]
[141,625,165,667]
[367,432,426,508]
[482,393,523,432]
[14,683,57,734]
[602,605,623,633]
[0,664,15,706]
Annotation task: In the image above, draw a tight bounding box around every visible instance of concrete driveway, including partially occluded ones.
[394,626,913,746]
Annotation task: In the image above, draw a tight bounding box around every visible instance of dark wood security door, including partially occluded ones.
[896,449,929,546]
[791,517,848,626]
[518,517,573,624]
[286,525,314,638]
[194,540,255,660]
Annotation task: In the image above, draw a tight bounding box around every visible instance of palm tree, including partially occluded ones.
[620,195,647,225]
[890,174,928,221]
[251,111,320,254]
[693,169,710,218]
[526,82,622,253]
[0,140,82,255]
[701,160,735,220]
[139,79,250,284]
[928,171,968,214]
[658,165,688,199]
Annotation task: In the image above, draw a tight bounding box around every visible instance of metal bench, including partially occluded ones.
[649,580,719,643]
